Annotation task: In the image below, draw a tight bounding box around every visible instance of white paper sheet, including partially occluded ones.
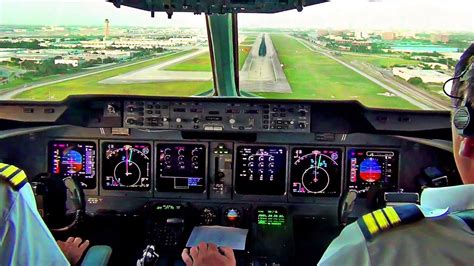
[186,226,249,250]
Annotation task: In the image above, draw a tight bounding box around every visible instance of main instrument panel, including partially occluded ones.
[2,96,454,266]
[47,140,400,199]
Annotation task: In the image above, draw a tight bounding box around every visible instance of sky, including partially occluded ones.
[0,0,473,31]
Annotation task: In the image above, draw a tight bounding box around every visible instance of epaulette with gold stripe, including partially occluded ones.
[357,204,424,240]
[0,163,28,190]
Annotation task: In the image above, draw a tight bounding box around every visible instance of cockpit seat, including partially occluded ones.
[82,245,113,266]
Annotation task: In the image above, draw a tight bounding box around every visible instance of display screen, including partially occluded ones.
[348,149,399,194]
[156,143,206,193]
[102,142,151,191]
[290,147,342,196]
[235,146,287,195]
[256,207,287,226]
[49,141,97,189]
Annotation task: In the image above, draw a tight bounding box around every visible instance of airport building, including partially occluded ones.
[393,67,451,83]
[54,58,81,67]
[381,32,397,41]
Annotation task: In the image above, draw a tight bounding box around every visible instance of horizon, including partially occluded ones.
[1,24,474,34]
[0,0,473,32]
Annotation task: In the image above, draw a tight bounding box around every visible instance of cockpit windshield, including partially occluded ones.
[1,0,473,111]
[0,0,212,101]
[238,0,474,110]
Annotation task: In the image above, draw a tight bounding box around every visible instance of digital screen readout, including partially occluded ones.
[256,207,287,226]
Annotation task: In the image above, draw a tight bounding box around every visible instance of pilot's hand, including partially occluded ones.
[57,237,90,265]
[182,242,236,266]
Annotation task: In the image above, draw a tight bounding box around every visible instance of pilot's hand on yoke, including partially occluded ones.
[182,242,236,266]
[57,237,90,265]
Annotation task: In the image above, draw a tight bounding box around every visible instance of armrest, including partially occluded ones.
[81,245,112,266]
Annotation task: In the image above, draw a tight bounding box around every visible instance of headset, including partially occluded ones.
[444,62,474,137]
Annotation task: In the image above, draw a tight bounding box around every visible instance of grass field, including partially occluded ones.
[240,35,257,46]
[164,47,250,72]
[240,40,256,46]
[0,72,68,91]
[165,52,211,72]
[339,53,420,68]
[253,35,418,110]
[14,51,212,100]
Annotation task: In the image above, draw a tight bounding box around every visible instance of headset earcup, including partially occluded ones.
[453,104,473,136]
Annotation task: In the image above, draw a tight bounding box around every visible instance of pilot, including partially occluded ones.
[181,44,474,266]
[181,242,236,266]
[317,43,474,266]
[0,163,90,265]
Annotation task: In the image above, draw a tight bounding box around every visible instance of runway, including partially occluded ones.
[240,34,292,93]
[100,49,211,84]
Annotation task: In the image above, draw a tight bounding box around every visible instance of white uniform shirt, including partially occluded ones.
[0,179,70,266]
[318,184,474,266]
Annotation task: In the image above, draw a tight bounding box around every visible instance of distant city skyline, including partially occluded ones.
[0,0,473,31]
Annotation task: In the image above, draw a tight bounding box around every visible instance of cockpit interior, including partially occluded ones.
[0,0,472,265]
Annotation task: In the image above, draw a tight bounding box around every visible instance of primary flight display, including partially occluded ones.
[347,149,399,194]
[49,141,97,189]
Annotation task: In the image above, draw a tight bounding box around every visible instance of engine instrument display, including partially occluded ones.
[156,143,206,193]
[235,146,287,195]
[256,207,287,226]
[49,141,96,189]
[348,149,399,194]
[290,148,342,196]
[102,142,151,191]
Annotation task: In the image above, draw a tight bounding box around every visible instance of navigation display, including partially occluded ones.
[49,141,96,189]
[348,149,399,194]
[102,142,151,191]
[290,147,342,196]
[235,146,287,195]
[156,143,206,193]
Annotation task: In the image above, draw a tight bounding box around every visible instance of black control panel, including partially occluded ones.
[290,147,342,197]
[123,101,311,133]
[234,145,287,196]
[156,143,207,193]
